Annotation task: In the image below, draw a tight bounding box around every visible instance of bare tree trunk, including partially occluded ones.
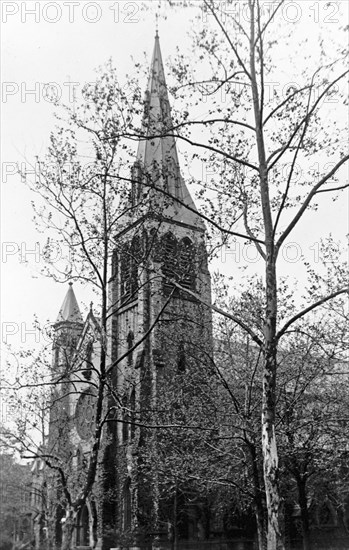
[262,392,283,550]
[262,268,284,550]
[261,251,284,550]
[249,0,285,538]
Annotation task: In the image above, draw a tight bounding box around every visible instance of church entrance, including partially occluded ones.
[76,504,90,547]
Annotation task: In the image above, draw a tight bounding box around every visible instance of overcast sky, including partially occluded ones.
[1,2,191,343]
[1,1,348,356]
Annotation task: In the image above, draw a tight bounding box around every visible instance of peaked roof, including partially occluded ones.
[55,283,83,324]
[130,33,205,231]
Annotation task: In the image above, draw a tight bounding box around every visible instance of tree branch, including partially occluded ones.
[276,288,349,341]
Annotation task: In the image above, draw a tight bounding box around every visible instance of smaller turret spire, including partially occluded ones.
[55,283,83,324]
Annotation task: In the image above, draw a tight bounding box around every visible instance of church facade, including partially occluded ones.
[35,34,220,550]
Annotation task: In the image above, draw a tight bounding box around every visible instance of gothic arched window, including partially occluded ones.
[179,237,195,290]
[161,234,195,292]
[162,233,178,291]
[120,245,131,301]
[76,505,90,546]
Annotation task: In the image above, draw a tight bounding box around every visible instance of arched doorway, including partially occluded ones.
[76,504,89,546]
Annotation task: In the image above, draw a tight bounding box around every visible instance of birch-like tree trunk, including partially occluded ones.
[248,1,285,544]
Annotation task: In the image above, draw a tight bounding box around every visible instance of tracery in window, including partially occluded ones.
[161,234,196,293]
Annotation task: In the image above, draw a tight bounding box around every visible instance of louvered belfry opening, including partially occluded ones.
[161,232,195,293]
[179,237,195,290]
[162,232,178,291]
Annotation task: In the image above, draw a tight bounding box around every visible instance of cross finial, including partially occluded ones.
[155,13,159,38]
[90,301,93,312]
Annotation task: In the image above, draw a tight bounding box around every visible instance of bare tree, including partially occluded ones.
[109,2,348,547]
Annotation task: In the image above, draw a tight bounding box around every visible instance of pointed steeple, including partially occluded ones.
[55,283,83,325]
[132,34,205,231]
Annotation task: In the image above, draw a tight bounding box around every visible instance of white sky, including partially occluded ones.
[1,1,191,344]
[1,1,348,357]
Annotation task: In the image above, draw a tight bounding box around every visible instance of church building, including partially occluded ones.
[31,28,349,550]
[36,33,217,550]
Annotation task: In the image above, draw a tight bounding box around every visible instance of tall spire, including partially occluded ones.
[155,12,159,38]
[133,34,205,231]
[136,32,174,157]
[55,283,83,324]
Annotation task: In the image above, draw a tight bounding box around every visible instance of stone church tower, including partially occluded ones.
[41,33,213,550]
[45,283,101,549]
[106,31,213,547]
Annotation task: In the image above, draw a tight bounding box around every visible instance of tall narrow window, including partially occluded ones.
[162,233,178,292]
[127,331,134,367]
[179,237,195,290]
[120,245,131,302]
